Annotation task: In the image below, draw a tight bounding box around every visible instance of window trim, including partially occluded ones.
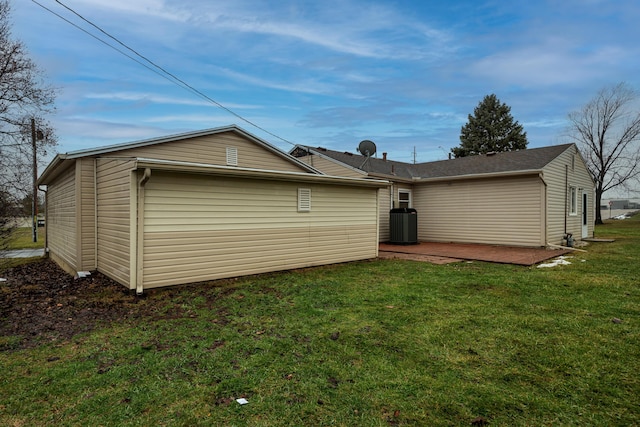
[569,186,577,216]
[398,189,412,209]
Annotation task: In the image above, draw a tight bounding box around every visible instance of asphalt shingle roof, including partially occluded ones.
[295,144,574,180]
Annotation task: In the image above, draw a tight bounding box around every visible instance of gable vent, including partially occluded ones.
[298,188,311,212]
[226,147,238,166]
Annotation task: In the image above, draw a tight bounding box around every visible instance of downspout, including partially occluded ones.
[375,187,380,252]
[93,158,98,270]
[38,185,48,257]
[390,183,394,209]
[136,168,151,295]
[564,165,568,236]
[538,173,548,247]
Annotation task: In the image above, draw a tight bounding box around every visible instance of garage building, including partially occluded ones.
[38,125,387,292]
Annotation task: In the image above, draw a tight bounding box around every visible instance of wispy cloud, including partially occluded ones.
[215,67,338,95]
[143,113,247,124]
[186,1,453,60]
[468,32,629,87]
[85,92,211,106]
[72,0,190,22]
[15,0,640,170]
[83,91,263,109]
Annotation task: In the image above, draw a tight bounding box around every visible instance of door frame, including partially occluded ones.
[581,191,589,238]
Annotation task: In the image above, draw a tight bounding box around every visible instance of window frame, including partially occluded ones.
[398,189,412,209]
[569,186,577,216]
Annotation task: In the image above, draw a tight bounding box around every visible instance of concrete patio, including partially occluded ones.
[379,242,573,266]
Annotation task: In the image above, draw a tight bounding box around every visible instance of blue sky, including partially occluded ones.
[13,0,640,166]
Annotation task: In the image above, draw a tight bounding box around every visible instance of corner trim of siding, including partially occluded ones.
[135,168,151,294]
[129,171,138,291]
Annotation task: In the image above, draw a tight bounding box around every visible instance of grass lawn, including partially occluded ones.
[1,216,639,426]
[4,226,45,250]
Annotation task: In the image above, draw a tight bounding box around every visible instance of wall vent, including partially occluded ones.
[298,188,311,212]
[226,147,238,166]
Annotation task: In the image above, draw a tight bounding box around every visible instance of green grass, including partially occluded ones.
[1,216,639,426]
[4,227,45,250]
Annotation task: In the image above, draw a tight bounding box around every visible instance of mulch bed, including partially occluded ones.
[0,259,143,350]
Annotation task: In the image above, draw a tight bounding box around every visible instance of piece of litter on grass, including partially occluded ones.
[76,271,91,278]
[0,278,6,282]
[236,398,249,405]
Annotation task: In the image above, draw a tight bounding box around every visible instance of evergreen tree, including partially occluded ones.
[452,94,528,158]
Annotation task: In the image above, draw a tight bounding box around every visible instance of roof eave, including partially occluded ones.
[367,172,414,183]
[38,125,323,184]
[414,169,544,183]
[37,154,73,186]
[135,158,390,188]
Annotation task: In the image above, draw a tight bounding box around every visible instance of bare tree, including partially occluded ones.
[0,0,57,249]
[567,82,640,224]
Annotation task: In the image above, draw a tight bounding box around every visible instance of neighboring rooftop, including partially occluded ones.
[291,144,575,180]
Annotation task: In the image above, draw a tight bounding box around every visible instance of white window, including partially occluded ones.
[226,147,238,166]
[298,188,311,212]
[569,186,577,215]
[398,189,411,209]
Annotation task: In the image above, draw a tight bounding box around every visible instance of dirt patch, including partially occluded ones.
[0,259,244,351]
[0,259,145,350]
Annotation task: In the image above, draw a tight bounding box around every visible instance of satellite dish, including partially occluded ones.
[357,140,377,157]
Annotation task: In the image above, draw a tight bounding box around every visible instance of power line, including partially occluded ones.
[31,1,186,89]
[30,0,299,147]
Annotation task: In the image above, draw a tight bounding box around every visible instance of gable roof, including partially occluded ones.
[291,144,576,181]
[290,146,416,180]
[410,144,574,179]
[39,125,322,184]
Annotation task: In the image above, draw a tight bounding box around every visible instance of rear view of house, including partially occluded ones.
[38,125,387,293]
[292,144,595,247]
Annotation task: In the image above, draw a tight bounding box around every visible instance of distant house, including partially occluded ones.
[291,144,595,247]
[607,200,640,210]
[38,125,387,293]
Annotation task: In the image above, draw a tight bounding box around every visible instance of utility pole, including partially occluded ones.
[412,146,417,164]
[31,118,38,243]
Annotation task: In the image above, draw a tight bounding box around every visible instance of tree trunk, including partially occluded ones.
[594,187,604,225]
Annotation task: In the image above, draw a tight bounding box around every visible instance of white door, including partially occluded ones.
[582,192,589,238]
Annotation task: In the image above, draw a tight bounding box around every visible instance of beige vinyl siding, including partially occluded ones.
[378,187,391,242]
[392,184,414,209]
[543,146,594,244]
[77,158,96,270]
[113,131,307,173]
[141,171,378,288]
[413,175,545,247]
[296,154,366,178]
[46,164,77,270]
[96,158,134,286]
